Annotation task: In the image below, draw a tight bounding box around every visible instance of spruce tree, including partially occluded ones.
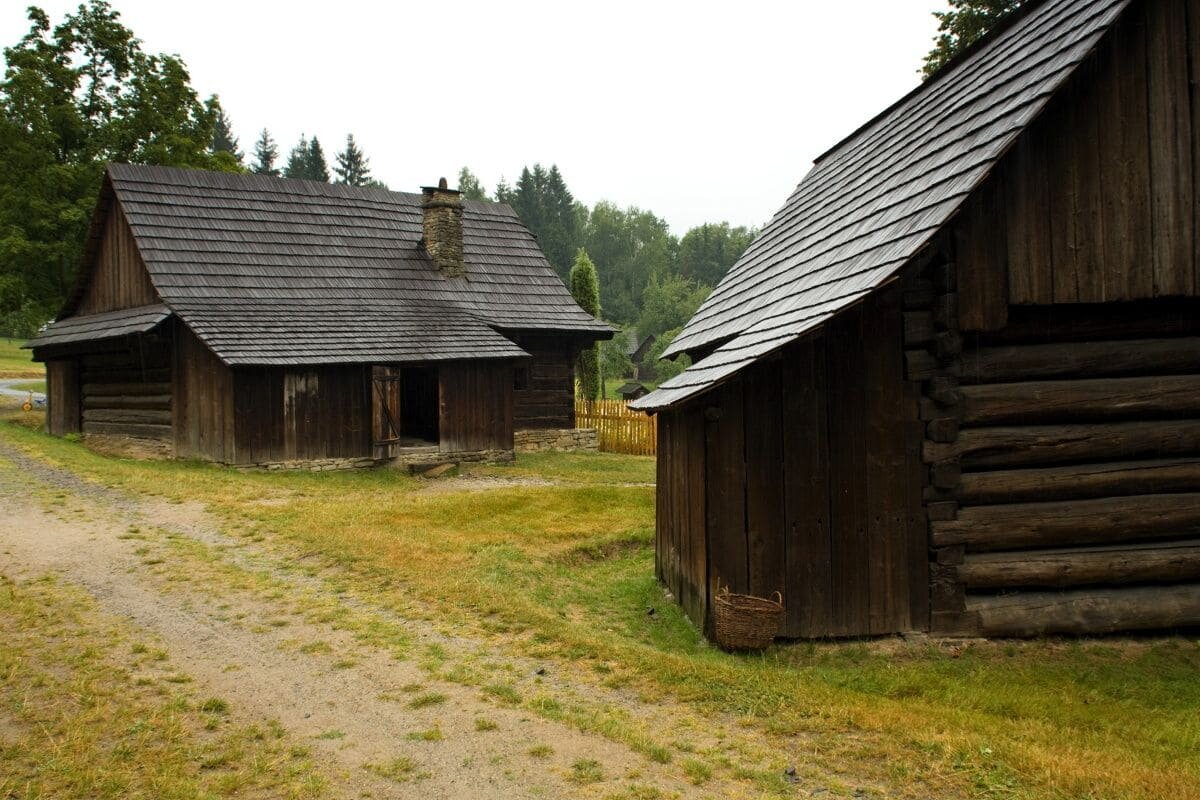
[334,134,371,186]
[283,135,310,179]
[307,137,330,182]
[251,128,280,176]
[569,248,602,400]
[210,106,242,163]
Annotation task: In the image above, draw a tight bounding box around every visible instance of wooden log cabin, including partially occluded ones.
[632,0,1200,638]
[27,166,610,467]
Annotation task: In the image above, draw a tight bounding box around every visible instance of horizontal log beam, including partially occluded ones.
[82,394,172,411]
[82,421,171,440]
[960,375,1200,426]
[83,382,172,397]
[957,540,1200,589]
[961,337,1200,384]
[966,583,1200,637]
[932,493,1200,551]
[958,458,1200,504]
[82,409,172,425]
[924,420,1200,469]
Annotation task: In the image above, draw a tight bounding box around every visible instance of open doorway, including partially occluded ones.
[399,366,439,446]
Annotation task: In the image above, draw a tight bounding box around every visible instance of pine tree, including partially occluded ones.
[569,249,602,400]
[251,128,280,176]
[494,176,515,205]
[333,134,371,186]
[283,135,310,179]
[307,137,330,182]
[210,105,242,163]
[457,167,487,200]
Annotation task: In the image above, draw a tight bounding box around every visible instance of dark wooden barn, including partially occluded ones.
[633,0,1200,638]
[27,165,610,467]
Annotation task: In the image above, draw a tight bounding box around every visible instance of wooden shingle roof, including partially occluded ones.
[633,0,1129,411]
[25,303,171,350]
[54,165,610,366]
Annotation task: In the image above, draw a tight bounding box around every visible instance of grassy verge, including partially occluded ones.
[1,417,1198,799]
[0,338,42,378]
[0,571,326,799]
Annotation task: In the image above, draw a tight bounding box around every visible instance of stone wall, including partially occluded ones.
[235,456,378,472]
[390,448,515,467]
[513,428,599,453]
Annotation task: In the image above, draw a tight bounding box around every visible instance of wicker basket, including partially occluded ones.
[711,584,784,651]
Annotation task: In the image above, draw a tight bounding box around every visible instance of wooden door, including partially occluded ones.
[371,365,401,459]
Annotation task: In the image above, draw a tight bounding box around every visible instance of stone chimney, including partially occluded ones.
[421,177,464,278]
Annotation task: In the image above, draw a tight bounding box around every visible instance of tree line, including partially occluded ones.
[1,0,1010,352]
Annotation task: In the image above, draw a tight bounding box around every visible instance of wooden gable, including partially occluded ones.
[76,200,159,316]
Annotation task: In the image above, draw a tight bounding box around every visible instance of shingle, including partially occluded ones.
[25,304,171,349]
[634,0,1127,412]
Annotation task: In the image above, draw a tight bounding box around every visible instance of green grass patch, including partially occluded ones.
[407,692,446,709]
[0,338,42,378]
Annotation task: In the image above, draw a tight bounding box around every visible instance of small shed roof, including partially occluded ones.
[634,0,1128,411]
[25,304,171,350]
[616,381,649,398]
[40,165,610,366]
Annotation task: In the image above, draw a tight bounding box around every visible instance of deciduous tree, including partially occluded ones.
[923,0,1024,77]
[457,167,487,200]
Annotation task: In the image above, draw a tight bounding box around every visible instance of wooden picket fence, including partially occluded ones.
[575,399,657,456]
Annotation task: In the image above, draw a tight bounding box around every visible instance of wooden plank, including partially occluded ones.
[705,378,748,596]
[743,362,786,604]
[46,360,81,436]
[962,337,1200,384]
[827,305,870,635]
[1005,128,1055,304]
[82,421,170,439]
[1147,0,1195,296]
[931,493,1200,551]
[1192,0,1200,293]
[956,172,1009,331]
[958,457,1200,505]
[782,335,833,638]
[957,540,1200,589]
[904,377,930,632]
[925,419,1200,469]
[1099,12,1154,299]
[1045,97,1079,304]
[967,583,1200,637]
[82,408,171,425]
[1070,54,1106,302]
[684,403,708,630]
[960,374,1200,425]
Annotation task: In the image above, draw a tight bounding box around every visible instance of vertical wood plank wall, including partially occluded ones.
[231,364,370,464]
[511,334,577,429]
[439,361,514,453]
[961,0,1200,329]
[75,202,159,315]
[175,323,235,461]
[657,286,927,638]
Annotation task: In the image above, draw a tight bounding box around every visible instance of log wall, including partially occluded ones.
[657,285,928,639]
[79,332,172,441]
[921,267,1200,635]
[958,0,1200,331]
[511,334,577,429]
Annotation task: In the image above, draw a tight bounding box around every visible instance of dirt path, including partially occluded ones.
[0,443,765,799]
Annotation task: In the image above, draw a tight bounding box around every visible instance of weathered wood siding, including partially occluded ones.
[76,202,159,315]
[231,366,371,464]
[79,332,172,441]
[959,0,1200,331]
[45,360,81,436]
[174,322,234,461]
[439,361,514,453]
[511,334,575,429]
[658,286,928,638]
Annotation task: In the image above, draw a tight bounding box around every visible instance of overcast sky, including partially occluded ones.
[2,1,942,234]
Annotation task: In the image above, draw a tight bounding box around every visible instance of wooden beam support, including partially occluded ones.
[961,338,1200,384]
[960,374,1200,426]
[967,583,1200,637]
[958,457,1200,505]
[956,540,1200,589]
[924,420,1200,469]
[931,492,1200,551]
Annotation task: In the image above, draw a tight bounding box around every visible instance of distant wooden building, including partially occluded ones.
[27,166,610,467]
[616,381,650,401]
[634,0,1200,638]
[623,328,656,379]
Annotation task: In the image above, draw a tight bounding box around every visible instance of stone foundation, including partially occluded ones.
[513,428,600,453]
[389,447,515,468]
[235,456,379,472]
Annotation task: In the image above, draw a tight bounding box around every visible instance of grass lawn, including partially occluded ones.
[7,380,45,394]
[1,416,1198,799]
[0,337,43,379]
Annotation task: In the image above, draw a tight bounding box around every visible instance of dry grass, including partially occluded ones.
[2,417,1199,799]
[0,572,326,799]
